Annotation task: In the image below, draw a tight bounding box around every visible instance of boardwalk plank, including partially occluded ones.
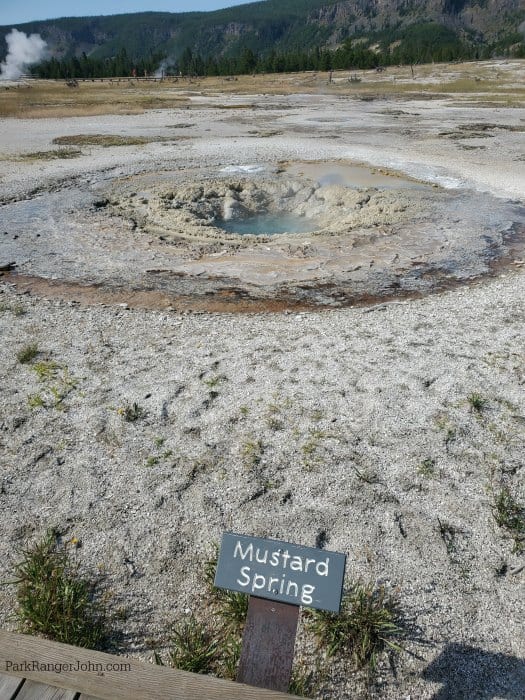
[13,679,77,699]
[0,672,25,699]
[0,630,299,700]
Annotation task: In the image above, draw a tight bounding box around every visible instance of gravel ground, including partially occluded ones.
[0,66,524,698]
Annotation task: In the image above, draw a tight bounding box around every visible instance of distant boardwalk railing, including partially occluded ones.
[0,629,298,700]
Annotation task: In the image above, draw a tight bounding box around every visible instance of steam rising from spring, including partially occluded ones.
[0,29,47,80]
[154,58,177,78]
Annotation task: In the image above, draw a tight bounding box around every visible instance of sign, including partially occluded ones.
[214,532,346,613]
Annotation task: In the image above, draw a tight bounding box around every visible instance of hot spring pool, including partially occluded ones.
[218,212,319,236]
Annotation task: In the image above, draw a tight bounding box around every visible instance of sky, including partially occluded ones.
[0,0,258,26]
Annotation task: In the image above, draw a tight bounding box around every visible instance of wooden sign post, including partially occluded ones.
[237,596,299,691]
[214,533,346,692]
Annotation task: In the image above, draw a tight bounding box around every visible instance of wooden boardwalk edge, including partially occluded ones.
[0,629,300,700]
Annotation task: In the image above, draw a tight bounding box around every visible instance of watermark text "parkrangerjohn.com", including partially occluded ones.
[5,659,132,674]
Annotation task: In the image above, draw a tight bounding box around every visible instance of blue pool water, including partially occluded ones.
[218,213,319,235]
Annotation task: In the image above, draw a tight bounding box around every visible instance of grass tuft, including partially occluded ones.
[307,582,404,670]
[204,546,248,633]
[289,662,322,697]
[158,546,247,677]
[241,438,263,472]
[25,360,77,410]
[118,401,146,422]
[32,360,60,381]
[467,392,488,413]
[17,343,39,364]
[11,531,107,648]
[492,487,525,554]
[417,457,436,478]
[27,393,45,409]
[167,616,220,674]
[0,302,26,315]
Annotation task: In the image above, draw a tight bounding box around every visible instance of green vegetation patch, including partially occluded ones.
[306,582,404,670]
[9,531,107,648]
[157,548,406,694]
[164,616,221,674]
[467,392,489,413]
[118,401,147,422]
[19,148,83,160]
[0,302,26,315]
[52,134,174,147]
[492,487,525,554]
[16,343,39,364]
[26,359,78,411]
[156,547,246,679]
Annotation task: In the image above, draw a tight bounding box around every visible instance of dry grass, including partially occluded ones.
[0,80,190,119]
[52,134,176,147]
[1,61,524,119]
[17,148,83,160]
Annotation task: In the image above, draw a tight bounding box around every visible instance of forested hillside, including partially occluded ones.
[1,0,524,77]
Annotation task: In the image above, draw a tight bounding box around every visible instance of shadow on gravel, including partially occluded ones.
[423,643,525,699]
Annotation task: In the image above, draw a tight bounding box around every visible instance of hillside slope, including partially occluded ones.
[0,1,524,65]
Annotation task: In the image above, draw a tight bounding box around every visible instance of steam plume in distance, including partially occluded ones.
[0,29,47,80]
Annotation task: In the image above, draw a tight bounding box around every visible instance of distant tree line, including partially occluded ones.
[33,48,166,80]
[32,28,525,80]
